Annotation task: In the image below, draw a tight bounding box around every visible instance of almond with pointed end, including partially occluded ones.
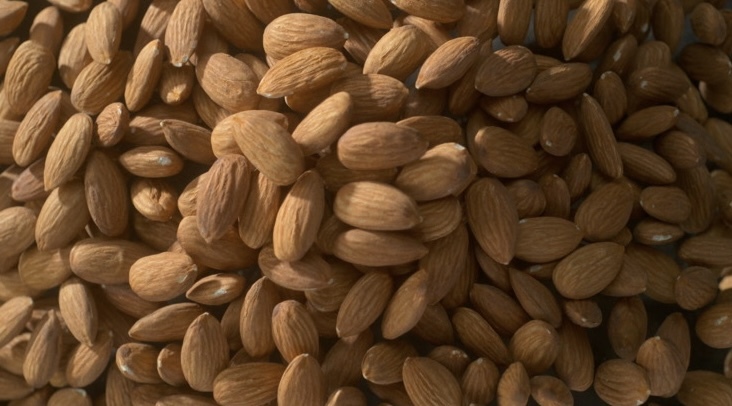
[562,0,614,60]
[272,300,319,362]
[272,170,324,262]
[510,269,563,328]
[213,363,285,406]
[334,181,420,231]
[574,181,634,241]
[259,47,347,98]
[239,277,279,358]
[263,13,347,59]
[165,0,205,66]
[475,45,536,97]
[66,330,114,388]
[364,25,431,81]
[86,2,122,64]
[196,155,251,243]
[292,91,353,156]
[177,216,259,271]
[129,252,198,302]
[278,354,327,406]
[125,39,164,112]
[0,206,36,260]
[195,53,259,113]
[607,296,647,360]
[336,271,393,338]
[466,178,518,265]
[473,126,539,178]
[44,113,93,191]
[403,357,463,406]
[220,111,305,186]
[59,277,97,347]
[181,313,229,392]
[0,296,33,349]
[553,242,625,299]
[332,229,428,268]
[186,273,245,306]
[23,310,62,388]
[381,270,430,340]
[338,122,428,171]
[328,0,391,29]
[35,180,90,251]
[4,41,56,115]
[71,51,133,114]
[594,359,651,406]
[635,336,685,397]
[497,362,531,405]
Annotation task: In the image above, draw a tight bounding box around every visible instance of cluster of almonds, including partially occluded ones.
[2,0,732,405]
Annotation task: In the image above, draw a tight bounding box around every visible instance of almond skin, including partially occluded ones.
[475,45,537,97]
[466,178,518,266]
[258,47,347,98]
[334,181,421,231]
[403,357,463,406]
[553,242,625,299]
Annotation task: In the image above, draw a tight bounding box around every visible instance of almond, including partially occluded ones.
[475,45,537,97]
[562,0,614,60]
[497,0,532,45]
[473,126,539,178]
[196,155,251,243]
[497,361,531,405]
[0,296,33,348]
[607,296,648,360]
[272,300,320,362]
[213,363,285,406]
[337,122,428,171]
[677,371,732,406]
[515,217,583,263]
[4,40,55,115]
[71,51,133,114]
[574,181,634,241]
[86,2,122,64]
[526,63,593,103]
[129,252,198,302]
[278,353,327,406]
[263,13,347,60]
[259,47,347,98]
[466,178,518,265]
[579,93,623,179]
[181,313,229,392]
[553,242,625,299]
[452,307,511,365]
[594,360,651,406]
[332,229,428,268]
[510,268,563,328]
[403,357,463,406]
[635,336,685,397]
[364,25,431,81]
[334,181,420,231]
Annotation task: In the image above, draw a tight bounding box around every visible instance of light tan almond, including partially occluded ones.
[364,25,431,81]
[195,52,259,112]
[213,363,284,406]
[35,180,90,251]
[4,41,55,116]
[196,155,251,243]
[0,206,36,260]
[11,90,62,167]
[129,252,198,302]
[278,353,327,406]
[332,229,428,268]
[186,273,245,306]
[66,330,114,388]
[330,73,409,123]
[259,47,347,98]
[272,300,320,362]
[71,51,133,114]
[217,110,305,185]
[0,296,33,349]
[58,277,97,346]
[272,170,324,262]
[125,39,165,112]
[95,102,129,148]
[181,313,229,392]
[165,0,205,66]
[23,310,62,388]
[44,113,93,191]
[574,181,634,241]
[86,2,122,64]
[328,0,391,29]
[263,13,347,60]
[336,271,393,338]
[177,216,258,271]
[70,238,154,285]
[292,91,353,156]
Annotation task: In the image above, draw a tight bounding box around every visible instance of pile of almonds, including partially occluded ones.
[2,0,732,404]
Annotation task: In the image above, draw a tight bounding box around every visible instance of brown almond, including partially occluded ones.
[259,47,347,98]
[595,360,651,405]
[510,268,563,328]
[278,353,327,406]
[272,170,324,262]
[574,181,634,241]
[497,361,531,405]
[475,45,537,97]
[515,217,583,263]
[71,51,133,115]
[196,155,251,243]
[263,13,347,60]
[562,0,614,60]
[336,271,393,338]
[452,307,511,365]
[364,25,431,81]
[4,41,55,115]
[403,357,463,406]
[272,300,320,362]
[338,122,428,171]
[553,242,625,299]
[129,252,198,302]
[44,113,93,191]
[466,178,518,265]
[579,93,623,179]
